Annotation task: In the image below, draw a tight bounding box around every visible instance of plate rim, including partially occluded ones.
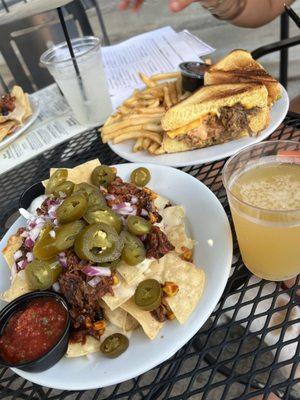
[108,85,289,167]
[0,163,233,390]
[0,97,40,151]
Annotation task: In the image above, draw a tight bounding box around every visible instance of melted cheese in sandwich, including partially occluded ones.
[166,114,215,138]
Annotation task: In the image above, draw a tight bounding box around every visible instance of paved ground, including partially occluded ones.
[91,0,300,100]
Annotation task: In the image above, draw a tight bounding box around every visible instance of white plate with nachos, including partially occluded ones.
[0,161,232,390]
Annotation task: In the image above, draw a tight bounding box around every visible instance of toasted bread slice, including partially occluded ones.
[205,50,281,104]
[162,105,270,154]
[161,82,268,134]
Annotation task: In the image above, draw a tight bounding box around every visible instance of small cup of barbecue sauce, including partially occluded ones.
[0,291,70,372]
[179,62,211,93]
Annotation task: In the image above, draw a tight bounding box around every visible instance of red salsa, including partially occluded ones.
[0,297,67,364]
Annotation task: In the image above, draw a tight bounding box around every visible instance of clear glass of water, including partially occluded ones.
[40,36,112,126]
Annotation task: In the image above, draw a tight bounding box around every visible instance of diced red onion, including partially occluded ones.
[29,225,43,241]
[141,208,148,217]
[35,217,45,225]
[49,230,56,238]
[24,237,35,250]
[111,202,137,216]
[82,265,111,277]
[88,276,101,287]
[13,250,23,261]
[100,185,107,192]
[140,234,147,241]
[105,194,116,201]
[53,219,59,226]
[58,254,67,268]
[131,195,138,204]
[52,282,60,292]
[58,252,66,257]
[17,259,28,271]
[26,252,34,262]
[20,230,29,238]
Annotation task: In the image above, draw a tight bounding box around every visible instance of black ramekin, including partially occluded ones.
[19,182,45,210]
[179,61,211,93]
[0,291,70,372]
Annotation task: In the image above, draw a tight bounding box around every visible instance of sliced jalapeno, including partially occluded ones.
[33,227,59,260]
[121,231,146,266]
[91,165,116,188]
[84,205,122,233]
[55,220,86,251]
[53,181,75,198]
[127,216,151,236]
[56,193,88,224]
[74,223,123,263]
[45,169,68,195]
[25,259,62,290]
[134,279,162,311]
[130,167,150,187]
[100,333,129,358]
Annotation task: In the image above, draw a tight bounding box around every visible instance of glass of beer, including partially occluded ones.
[223,141,300,281]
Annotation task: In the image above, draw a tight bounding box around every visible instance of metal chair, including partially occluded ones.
[0,0,110,93]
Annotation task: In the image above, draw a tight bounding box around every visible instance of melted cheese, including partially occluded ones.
[166,115,212,138]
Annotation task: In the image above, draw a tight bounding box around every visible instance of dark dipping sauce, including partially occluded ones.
[179,62,210,93]
[0,297,67,364]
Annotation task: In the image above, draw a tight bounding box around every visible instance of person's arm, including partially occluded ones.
[203,0,296,28]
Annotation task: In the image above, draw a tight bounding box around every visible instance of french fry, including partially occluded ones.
[179,91,191,101]
[154,146,165,155]
[113,131,162,145]
[168,82,177,105]
[139,72,156,88]
[163,86,172,109]
[151,72,180,81]
[142,123,163,132]
[102,116,163,135]
[142,138,151,150]
[148,142,160,154]
[133,138,143,152]
[175,75,182,98]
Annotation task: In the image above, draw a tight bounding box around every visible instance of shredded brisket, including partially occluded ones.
[145,226,174,259]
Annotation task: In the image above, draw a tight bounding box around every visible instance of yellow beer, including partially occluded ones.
[223,141,300,281]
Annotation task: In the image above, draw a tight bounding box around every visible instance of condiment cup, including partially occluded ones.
[0,291,70,372]
[179,62,210,93]
[19,182,44,210]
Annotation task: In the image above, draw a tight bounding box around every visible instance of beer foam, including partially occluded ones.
[236,175,300,210]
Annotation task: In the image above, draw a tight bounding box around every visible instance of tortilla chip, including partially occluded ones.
[121,298,163,340]
[117,258,153,286]
[159,206,195,256]
[154,195,170,212]
[22,93,33,122]
[0,120,18,142]
[0,271,31,302]
[66,335,101,358]
[102,303,127,330]
[124,313,139,332]
[43,159,101,187]
[102,275,135,311]
[2,234,23,268]
[145,253,205,324]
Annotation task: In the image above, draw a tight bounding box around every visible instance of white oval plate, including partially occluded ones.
[109,86,289,167]
[0,98,40,151]
[0,163,232,390]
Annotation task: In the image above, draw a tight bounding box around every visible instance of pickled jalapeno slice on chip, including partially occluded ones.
[91,165,116,188]
[127,216,151,236]
[130,167,150,187]
[74,223,122,263]
[25,260,62,290]
[100,333,129,358]
[84,205,122,233]
[53,181,75,198]
[134,279,162,311]
[56,193,88,224]
[121,231,146,266]
[45,169,68,195]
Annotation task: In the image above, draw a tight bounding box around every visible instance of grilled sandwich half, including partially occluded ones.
[161,82,269,154]
[204,49,281,105]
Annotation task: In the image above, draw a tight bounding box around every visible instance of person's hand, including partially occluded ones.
[118,0,196,13]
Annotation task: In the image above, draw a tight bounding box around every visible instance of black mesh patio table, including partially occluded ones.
[0,113,299,400]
